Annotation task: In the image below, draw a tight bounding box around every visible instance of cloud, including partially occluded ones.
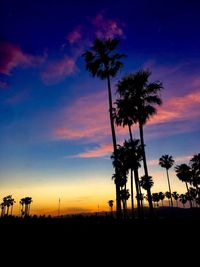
[150,90,200,125]
[54,90,111,141]
[41,56,77,85]
[66,12,125,48]
[91,13,125,39]
[0,41,45,75]
[67,26,82,44]
[68,143,113,158]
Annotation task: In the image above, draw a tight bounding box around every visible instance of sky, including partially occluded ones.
[0,0,200,215]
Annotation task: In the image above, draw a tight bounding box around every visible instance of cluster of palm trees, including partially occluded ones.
[83,38,163,219]
[107,152,200,216]
[1,196,33,217]
[0,195,15,217]
[82,37,200,219]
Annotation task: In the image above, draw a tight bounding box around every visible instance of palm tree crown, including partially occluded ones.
[159,155,174,170]
[82,38,125,80]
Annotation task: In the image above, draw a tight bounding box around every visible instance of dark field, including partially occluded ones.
[1,208,199,263]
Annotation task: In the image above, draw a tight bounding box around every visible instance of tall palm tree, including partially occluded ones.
[190,153,200,195]
[116,70,163,215]
[159,155,174,207]
[120,189,130,219]
[123,139,143,218]
[114,97,143,218]
[83,38,125,219]
[175,164,193,208]
[108,200,114,216]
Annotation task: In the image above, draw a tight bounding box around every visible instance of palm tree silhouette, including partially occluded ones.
[165,191,172,207]
[159,155,174,207]
[158,192,165,207]
[175,164,193,208]
[114,97,143,218]
[116,70,163,215]
[120,189,130,219]
[179,194,187,208]
[108,200,114,216]
[172,192,179,207]
[140,175,154,208]
[82,38,125,219]
[1,195,15,216]
[190,154,200,198]
[20,197,32,217]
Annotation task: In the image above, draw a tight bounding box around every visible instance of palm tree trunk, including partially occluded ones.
[139,122,154,215]
[185,182,193,208]
[166,169,173,207]
[130,170,135,219]
[128,124,142,218]
[107,76,122,219]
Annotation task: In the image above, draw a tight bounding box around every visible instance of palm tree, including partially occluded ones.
[165,191,171,207]
[158,192,165,207]
[175,164,193,208]
[120,189,130,219]
[20,197,32,217]
[140,175,154,209]
[83,38,125,219]
[116,70,163,215]
[190,154,200,200]
[108,200,114,216]
[123,139,143,218]
[179,194,187,208]
[114,96,143,219]
[152,193,160,207]
[159,155,174,207]
[172,192,179,207]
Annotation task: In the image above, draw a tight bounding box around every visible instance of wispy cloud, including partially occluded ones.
[67,26,83,44]
[54,90,111,141]
[91,13,125,39]
[150,90,200,125]
[68,143,113,158]
[0,41,45,75]
[41,56,77,85]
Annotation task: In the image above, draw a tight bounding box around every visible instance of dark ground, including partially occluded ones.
[1,207,199,264]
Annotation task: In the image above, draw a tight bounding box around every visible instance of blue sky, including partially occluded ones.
[0,0,200,214]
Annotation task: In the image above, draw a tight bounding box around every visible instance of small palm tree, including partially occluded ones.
[83,38,125,219]
[165,191,172,207]
[120,189,130,219]
[179,194,187,208]
[175,164,193,208]
[159,155,174,207]
[172,192,179,207]
[108,200,114,216]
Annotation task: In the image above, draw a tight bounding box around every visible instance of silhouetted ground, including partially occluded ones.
[1,208,199,264]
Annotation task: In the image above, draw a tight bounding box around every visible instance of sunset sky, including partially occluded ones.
[0,0,200,215]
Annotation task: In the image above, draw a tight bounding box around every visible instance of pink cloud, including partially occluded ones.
[150,90,200,125]
[67,27,82,44]
[0,41,45,75]
[41,56,77,85]
[92,13,125,39]
[68,143,113,158]
[54,90,111,141]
